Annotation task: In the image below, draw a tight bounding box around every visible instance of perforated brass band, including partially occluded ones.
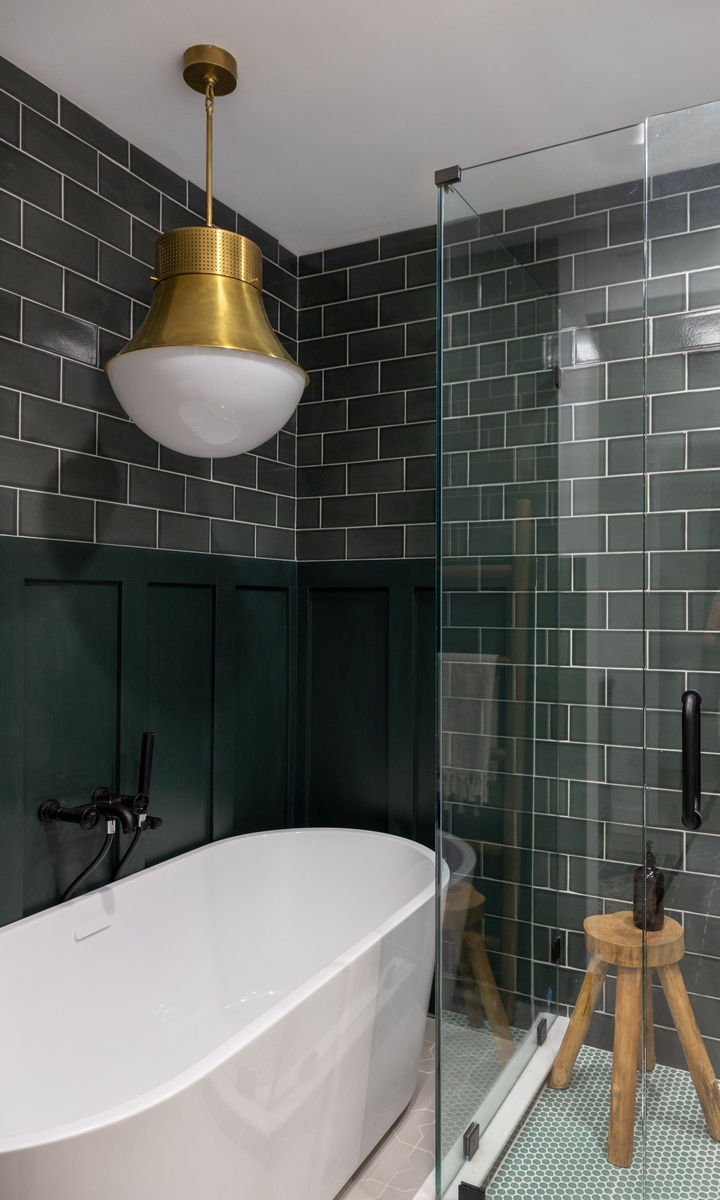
[154,227,263,291]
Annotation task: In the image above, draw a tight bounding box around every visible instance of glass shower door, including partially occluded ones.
[438,120,649,1198]
[643,97,720,1199]
[438,92,720,1200]
[438,178,563,1197]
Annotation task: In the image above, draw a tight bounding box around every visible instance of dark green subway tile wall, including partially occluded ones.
[441,154,720,1066]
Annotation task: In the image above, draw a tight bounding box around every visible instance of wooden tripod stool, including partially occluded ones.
[549,911,720,1167]
[443,881,515,1065]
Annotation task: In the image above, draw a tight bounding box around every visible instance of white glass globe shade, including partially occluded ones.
[107,345,306,458]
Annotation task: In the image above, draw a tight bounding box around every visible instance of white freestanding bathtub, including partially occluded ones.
[0,827,435,1200]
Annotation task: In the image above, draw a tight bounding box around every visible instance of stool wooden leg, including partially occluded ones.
[608,964,642,1168]
[549,953,608,1090]
[637,967,655,1072]
[658,961,720,1140]
[458,936,486,1029]
[464,930,515,1064]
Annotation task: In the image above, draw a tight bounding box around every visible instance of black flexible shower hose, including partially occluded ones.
[60,830,115,903]
[112,828,144,882]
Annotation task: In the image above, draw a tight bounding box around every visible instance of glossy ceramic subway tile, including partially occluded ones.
[0,240,62,307]
[24,206,97,277]
[22,108,97,189]
[0,140,62,213]
[60,97,127,165]
[324,239,379,272]
[22,395,96,453]
[21,488,93,543]
[99,157,160,227]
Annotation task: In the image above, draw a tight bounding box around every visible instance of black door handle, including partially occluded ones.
[681,689,703,830]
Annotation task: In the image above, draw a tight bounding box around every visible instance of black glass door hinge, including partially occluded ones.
[435,165,462,187]
[459,1184,486,1200]
[537,1016,548,1045]
[463,1121,480,1160]
[551,935,563,964]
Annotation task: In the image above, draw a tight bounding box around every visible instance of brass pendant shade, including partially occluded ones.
[104,45,307,459]
[112,226,304,370]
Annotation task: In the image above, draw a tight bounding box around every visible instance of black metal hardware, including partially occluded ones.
[60,824,116,903]
[91,788,138,833]
[552,365,562,389]
[38,731,161,900]
[463,1121,480,1160]
[458,1184,485,1199]
[38,800,99,830]
[112,733,161,882]
[537,1016,547,1046]
[435,164,462,187]
[681,690,703,830]
[551,935,562,964]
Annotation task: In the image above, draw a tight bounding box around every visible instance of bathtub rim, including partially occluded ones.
[0,827,434,1154]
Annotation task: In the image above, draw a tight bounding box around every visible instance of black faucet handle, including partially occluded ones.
[119,791,148,815]
[38,799,100,830]
[138,732,154,799]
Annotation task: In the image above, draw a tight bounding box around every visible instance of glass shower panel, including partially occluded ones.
[644,98,720,1198]
[438,181,562,1197]
[439,121,647,1197]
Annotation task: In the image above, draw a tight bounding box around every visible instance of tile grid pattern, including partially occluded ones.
[0,54,298,559]
[335,1018,435,1200]
[439,1012,525,1159]
[296,230,437,561]
[489,1044,720,1197]
[441,166,720,1074]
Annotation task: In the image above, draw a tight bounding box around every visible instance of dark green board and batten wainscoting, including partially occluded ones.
[0,536,434,926]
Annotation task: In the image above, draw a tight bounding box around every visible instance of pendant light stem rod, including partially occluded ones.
[205,77,215,228]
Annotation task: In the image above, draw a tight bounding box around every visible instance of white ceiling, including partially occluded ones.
[4,0,720,255]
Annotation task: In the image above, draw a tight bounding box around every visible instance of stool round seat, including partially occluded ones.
[444,883,484,926]
[584,911,684,968]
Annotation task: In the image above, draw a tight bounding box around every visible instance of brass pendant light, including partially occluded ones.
[106,46,307,458]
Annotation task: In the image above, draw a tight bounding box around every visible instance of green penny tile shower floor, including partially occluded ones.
[441,1012,526,1158]
[489,1045,720,1199]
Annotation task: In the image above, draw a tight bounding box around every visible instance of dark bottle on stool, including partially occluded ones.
[633,840,665,931]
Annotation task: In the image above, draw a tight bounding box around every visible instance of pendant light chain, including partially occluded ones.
[205,77,215,227]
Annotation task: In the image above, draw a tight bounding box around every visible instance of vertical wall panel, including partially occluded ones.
[116,581,150,875]
[0,575,23,924]
[388,586,415,839]
[23,581,119,912]
[0,540,295,926]
[414,586,436,847]
[307,588,389,830]
[145,584,214,864]
[235,587,290,833]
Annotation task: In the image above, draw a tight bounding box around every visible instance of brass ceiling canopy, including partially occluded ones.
[182,45,237,96]
[104,45,307,459]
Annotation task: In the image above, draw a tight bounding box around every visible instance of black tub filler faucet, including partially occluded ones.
[38,732,162,903]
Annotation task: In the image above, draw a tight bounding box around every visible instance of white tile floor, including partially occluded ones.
[333,1017,435,1200]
